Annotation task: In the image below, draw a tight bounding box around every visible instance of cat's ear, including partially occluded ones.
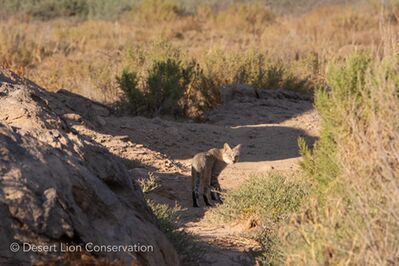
[234,144,242,153]
[224,143,231,151]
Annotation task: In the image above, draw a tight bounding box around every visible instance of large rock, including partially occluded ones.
[0,69,179,265]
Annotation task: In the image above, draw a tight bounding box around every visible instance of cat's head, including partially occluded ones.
[222,143,242,164]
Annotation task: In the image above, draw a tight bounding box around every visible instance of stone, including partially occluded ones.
[0,68,179,266]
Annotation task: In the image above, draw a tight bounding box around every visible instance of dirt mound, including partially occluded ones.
[0,69,179,266]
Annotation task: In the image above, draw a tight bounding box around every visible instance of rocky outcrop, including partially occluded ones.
[0,69,179,265]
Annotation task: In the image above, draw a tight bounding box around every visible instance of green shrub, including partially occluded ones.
[182,61,219,117]
[299,53,370,191]
[209,173,307,264]
[119,42,218,118]
[210,173,307,224]
[145,58,185,115]
[117,69,145,114]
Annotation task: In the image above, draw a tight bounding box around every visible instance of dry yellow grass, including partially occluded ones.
[0,1,395,104]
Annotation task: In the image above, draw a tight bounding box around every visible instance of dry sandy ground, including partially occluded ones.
[69,89,319,265]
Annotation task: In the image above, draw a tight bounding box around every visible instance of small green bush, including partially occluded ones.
[209,173,307,264]
[118,58,215,118]
[182,61,219,117]
[117,69,145,115]
[118,42,218,118]
[210,173,307,224]
[145,58,186,115]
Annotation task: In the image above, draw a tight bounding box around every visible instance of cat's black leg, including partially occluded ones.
[192,191,200,207]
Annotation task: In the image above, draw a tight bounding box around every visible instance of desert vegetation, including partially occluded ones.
[2,0,396,107]
[287,49,399,265]
[1,0,399,265]
[210,48,399,264]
